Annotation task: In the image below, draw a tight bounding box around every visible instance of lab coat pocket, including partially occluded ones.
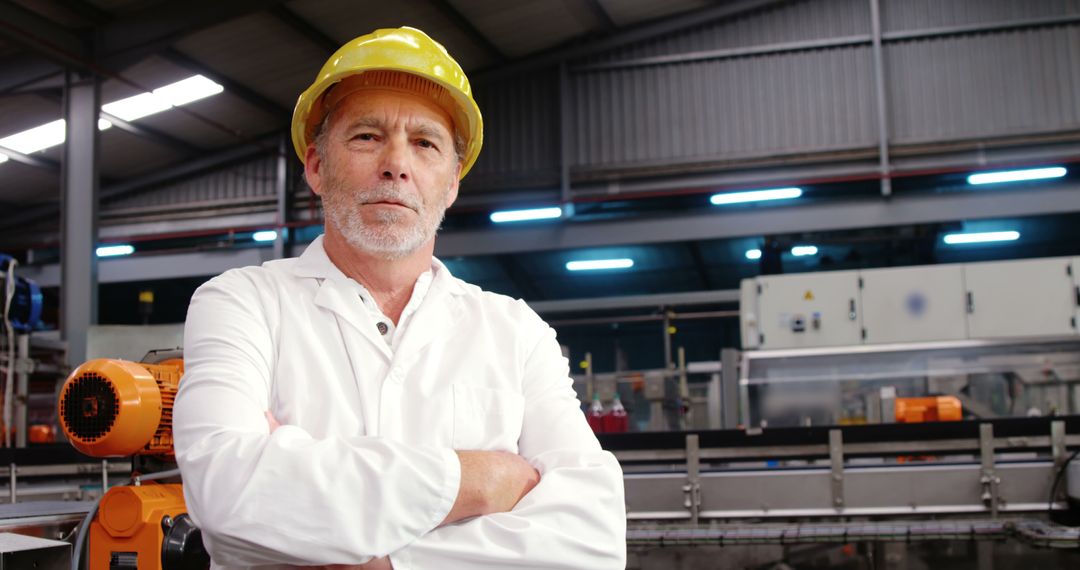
[452,384,525,453]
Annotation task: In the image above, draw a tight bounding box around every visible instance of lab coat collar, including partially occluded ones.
[292,236,467,296]
[296,235,467,359]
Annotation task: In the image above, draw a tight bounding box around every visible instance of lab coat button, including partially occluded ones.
[376,322,389,335]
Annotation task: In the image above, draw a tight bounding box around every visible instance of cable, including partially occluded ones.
[71,491,103,570]
[1048,447,1080,516]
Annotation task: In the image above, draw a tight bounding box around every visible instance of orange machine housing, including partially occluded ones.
[89,483,190,570]
[895,396,962,423]
[58,358,183,457]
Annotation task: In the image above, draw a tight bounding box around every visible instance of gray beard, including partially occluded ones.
[322,179,448,260]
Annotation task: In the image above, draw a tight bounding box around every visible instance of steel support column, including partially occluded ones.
[869,0,892,197]
[61,71,100,368]
[273,135,290,259]
[558,62,574,218]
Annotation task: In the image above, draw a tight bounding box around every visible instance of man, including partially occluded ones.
[173,27,626,569]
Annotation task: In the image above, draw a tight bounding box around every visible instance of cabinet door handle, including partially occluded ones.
[1075,286,1080,307]
[966,291,974,314]
[848,299,857,321]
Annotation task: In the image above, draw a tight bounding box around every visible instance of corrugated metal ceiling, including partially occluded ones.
[0,0,707,204]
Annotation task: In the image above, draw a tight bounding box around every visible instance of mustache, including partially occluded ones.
[357,183,422,211]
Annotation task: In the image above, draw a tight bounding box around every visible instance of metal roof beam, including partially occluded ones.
[35,91,204,156]
[434,183,1080,257]
[96,0,290,70]
[0,134,281,232]
[0,0,289,95]
[0,147,60,172]
[99,110,204,156]
[582,0,617,33]
[160,49,290,119]
[430,0,506,63]
[0,3,89,69]
[476,0,788,81]
[268,5,340,54]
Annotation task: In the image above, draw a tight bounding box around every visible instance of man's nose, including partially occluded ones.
[380,138,410,182]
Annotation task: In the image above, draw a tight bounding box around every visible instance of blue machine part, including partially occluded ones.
[1,254,43,333]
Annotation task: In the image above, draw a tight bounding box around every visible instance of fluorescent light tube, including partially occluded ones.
[745,249,762,260]
[103,75,223,121]
[253,230,278,242]
[490,206,562,223]
[942,231,1020,245]
[710,187,802,206]
[566,258,634,271]
[0,120,66,154]
[791,245,818,256]
[96,244,135,257]
[0,75,221,160]
[967,167,1066,185]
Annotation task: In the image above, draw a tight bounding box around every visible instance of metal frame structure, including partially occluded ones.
[605,417,1080,547]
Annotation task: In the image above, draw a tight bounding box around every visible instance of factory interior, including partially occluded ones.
[2,0,1080,568]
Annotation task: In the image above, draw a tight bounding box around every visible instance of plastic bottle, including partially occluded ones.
[587,393,605,433]
[602,394,629,433]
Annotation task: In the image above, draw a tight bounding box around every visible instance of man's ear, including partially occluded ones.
[445,163,462,208]
[304,144,323,196]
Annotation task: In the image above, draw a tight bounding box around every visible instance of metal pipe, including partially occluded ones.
[9,463,15,503]
[662,310,673,371]
[869,0,891,197]
[547,310,738,327]
[584,352,594,401]
[14,334,28,448]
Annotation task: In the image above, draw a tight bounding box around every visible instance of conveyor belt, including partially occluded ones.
[628,519,1080,548]
[598,416,1080,456]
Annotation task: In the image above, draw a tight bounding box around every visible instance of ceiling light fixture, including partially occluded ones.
[252,230,278,242]
[710,187,803,206]
[96,244,135,257]
[490,206,563,223]
[967,167,1066,185]
[942,231,1020,245]
[566,258,634,271]
[0,75,223,159]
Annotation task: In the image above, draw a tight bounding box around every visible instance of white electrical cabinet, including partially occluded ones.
[860,265,968,344]
[754,270,862,349]
[964,257,1077,339]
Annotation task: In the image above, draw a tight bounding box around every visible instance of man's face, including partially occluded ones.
[305,88,462,259]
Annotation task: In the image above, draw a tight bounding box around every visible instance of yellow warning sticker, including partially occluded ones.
[804,290,814,301]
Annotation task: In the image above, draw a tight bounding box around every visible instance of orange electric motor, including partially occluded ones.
[895,396,963,423]
[58,358,183,458]
[88,483,207,570]
[59,357,208,570]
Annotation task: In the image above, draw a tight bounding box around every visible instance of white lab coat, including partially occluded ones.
[173,236,626,569]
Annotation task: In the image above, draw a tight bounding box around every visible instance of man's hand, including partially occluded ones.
[310,557,392,570]
[441,450,540,526]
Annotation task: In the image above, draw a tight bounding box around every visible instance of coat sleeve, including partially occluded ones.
[173,271,461,568]
[388,303,627,570]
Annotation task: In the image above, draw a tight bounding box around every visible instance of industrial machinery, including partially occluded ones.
[58,355,207,570]
[606,417,1080,569]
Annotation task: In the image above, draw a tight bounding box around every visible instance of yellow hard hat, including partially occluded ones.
[290,26,483,179]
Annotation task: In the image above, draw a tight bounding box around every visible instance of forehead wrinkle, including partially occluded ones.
[339,113,450,144]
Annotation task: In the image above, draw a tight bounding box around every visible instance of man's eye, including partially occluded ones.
[417,139,436,149]
[354,133,376,141]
